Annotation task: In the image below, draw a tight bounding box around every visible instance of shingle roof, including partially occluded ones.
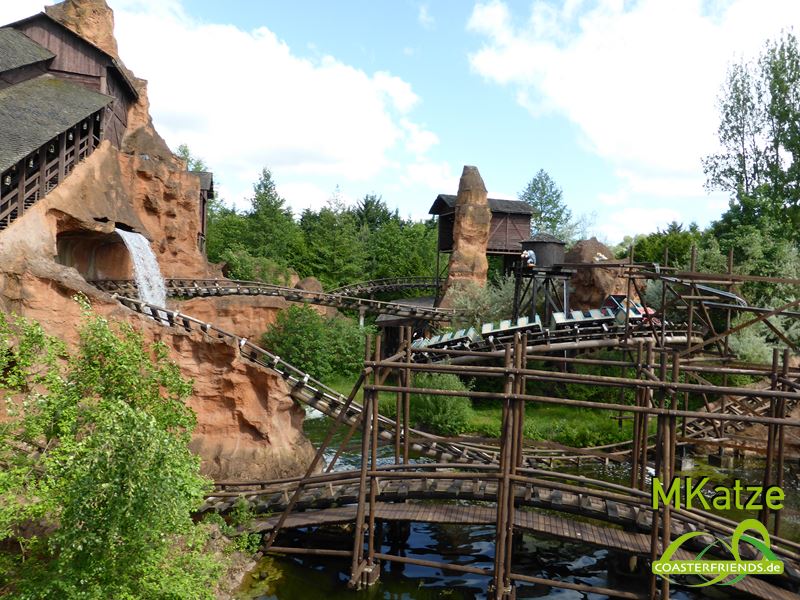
[5,11,139,101]
[526,232,565,244]
[0,74,112,173]
[429,193,533,215]
[0,27,54,73]
[195,171,213,191]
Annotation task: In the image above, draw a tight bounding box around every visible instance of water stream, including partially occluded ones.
[116,228,167,307]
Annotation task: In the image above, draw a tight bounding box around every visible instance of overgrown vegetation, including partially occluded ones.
[380,373,473,436]
[0,299,223,599]
[261,305,372,381]
[449,274,516,329]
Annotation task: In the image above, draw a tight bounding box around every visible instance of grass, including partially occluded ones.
[469,400,636,448]
[323,375,636,448]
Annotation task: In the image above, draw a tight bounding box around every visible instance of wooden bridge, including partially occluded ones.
[203,464,800,600]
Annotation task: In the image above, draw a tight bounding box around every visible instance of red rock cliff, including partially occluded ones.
[0,0,315,481]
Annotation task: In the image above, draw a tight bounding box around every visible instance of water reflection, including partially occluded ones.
[240,523,663,599]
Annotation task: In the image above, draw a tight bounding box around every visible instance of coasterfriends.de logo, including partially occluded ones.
[650,478,784,586]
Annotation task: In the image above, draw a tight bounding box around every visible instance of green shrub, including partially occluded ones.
[408,373,473,436]
[0,300,223,599]
[220,246,291,285]
[261,305,370,381]
[449,274,516,329]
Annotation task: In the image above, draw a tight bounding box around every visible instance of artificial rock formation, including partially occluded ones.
[440,166,492,307]
[0,0,314,481]
[46,0,119,58]
[565,237,633,310]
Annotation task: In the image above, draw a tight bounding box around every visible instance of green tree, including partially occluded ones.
[352,194,398,232]
[300,197,366,288]
[702,61,767,197]
[175,143,208,172]
[261,306,370,381]
[629,221,703,266]
[366,219,438,281]
[518,169,591,242]
[0,301,222,599]
[244,169,305,268]
[704,31,800,227]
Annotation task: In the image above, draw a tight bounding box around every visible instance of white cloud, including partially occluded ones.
[467,0,800,240]
[277,181,333,214]
[597,205,683,244]
[418,5,434,29]
[0,1,443,213]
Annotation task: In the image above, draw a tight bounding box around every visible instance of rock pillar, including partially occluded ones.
[439,166,491,308]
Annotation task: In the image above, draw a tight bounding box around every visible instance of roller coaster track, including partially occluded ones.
[104,284,792,465]
[114,290,754,467]
[112,293,644,467]
[93,278,454,321]
[327,276,440,297]
[107,291,800,598]
[203,464,800,599]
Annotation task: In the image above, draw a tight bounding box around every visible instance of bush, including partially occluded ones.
[220,246,291,285]
[261,305,370,381]
[0,300,223,599]
[408,373,473,436]
[449,274,516,329]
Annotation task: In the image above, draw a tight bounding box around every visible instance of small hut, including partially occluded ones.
[429,194,533,255]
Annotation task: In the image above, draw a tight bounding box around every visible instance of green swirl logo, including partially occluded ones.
[652,519,784,586]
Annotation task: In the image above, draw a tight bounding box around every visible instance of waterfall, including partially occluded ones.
[116,228,167,307]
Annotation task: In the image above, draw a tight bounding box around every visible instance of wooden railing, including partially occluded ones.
[0,110,103,231]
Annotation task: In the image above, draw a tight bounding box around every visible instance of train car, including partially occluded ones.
[410,295,663,363]
[480,315,543,348]
[602,294,648,325]
[550,308,615,330]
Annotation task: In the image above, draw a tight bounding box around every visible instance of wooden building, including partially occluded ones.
[6,10,138,147]
[429,194,533,255]
[195,171,214,252]
[0,7,144,233]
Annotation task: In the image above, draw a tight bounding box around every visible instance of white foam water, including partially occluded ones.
[116,228,167,308]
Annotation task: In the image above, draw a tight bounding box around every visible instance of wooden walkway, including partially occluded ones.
[251,502,797,600]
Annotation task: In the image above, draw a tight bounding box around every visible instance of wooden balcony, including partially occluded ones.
[0,110,101,230]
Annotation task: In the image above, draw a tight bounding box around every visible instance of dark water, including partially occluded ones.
[239,524,678,599]
[236,414,798,599]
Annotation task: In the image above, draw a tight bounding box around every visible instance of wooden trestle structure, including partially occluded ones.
[101,260,800,599]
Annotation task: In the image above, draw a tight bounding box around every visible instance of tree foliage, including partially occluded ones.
[206,172,439,291]
[0,301,222,599]
[518,169,592,242]
[519,169,572,238]
[448,275,516,330]
[175,143,208,172]
[703,31,800,227]
[261,305,371,382]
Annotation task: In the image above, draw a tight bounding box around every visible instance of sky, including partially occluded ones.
[2,0,800,244]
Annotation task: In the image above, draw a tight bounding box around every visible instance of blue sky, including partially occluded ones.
[3,0,800,243]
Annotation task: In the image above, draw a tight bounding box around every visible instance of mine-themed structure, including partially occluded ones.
[0,9,211,248]
[429,193,533,287]
[4,4,800,600]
